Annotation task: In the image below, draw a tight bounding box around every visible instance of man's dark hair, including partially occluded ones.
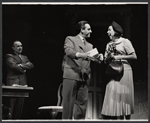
[12,40,21,47]
[76,20,89,32]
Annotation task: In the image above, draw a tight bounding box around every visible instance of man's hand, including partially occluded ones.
[87,56,96,61]
[18,64,26,73]
[18,64,22,67]
[77,52,89,59]
[87,53,104,63]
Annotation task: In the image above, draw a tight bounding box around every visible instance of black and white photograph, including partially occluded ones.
[2,2,148,121]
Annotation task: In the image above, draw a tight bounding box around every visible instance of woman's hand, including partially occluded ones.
[108,53,115,60]
[113,53,137,60]
[98,53,104,61]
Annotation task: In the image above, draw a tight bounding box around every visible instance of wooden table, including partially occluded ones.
[2,86,33,119]
[2,86,33,97]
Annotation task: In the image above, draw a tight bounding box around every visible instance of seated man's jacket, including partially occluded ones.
[6,53,34,86]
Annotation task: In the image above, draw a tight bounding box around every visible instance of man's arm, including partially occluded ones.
[20,56,34,70]
[64,36,77,59]
[88,53,104,63]
[64,36,89,59]
[6,54,26,73]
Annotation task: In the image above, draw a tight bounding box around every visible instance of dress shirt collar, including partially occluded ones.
[78,34,85,43]
[14,52,22,58]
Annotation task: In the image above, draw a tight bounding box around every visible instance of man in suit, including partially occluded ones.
[62,20,103,119]
[6,40,34,119]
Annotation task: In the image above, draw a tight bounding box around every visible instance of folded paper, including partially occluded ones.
[87,48,99,57]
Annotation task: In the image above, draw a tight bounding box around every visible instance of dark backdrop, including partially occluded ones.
[2,4,148,119]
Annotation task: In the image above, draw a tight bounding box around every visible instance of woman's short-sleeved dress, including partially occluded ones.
[101,37,135,116]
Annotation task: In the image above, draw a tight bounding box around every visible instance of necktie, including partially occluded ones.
[82,38,86,45]
[18,55,22,63]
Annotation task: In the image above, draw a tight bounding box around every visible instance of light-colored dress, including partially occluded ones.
[101,37,135,116]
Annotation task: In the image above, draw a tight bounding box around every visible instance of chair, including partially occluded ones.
[37,83,63,119]
[2,104,11,119]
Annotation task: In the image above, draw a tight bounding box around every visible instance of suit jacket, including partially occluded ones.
[6,53,34,86]
[63,35,93,81]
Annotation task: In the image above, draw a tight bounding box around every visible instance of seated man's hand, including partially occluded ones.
[18,64,22,67]
[23,70,26,73]
[12,84,20,87]
[12,84,28,87]
[18,64,26,73]
[18,64,24,68]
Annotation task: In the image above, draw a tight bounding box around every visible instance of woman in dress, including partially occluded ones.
[101,21,137,120]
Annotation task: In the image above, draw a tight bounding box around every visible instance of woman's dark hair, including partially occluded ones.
[112,26,123,38]
[111,21,123,38]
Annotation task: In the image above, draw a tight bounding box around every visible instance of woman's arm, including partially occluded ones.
[114,52,137,60]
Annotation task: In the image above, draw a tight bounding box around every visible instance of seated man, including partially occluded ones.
[6,40,34,119]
